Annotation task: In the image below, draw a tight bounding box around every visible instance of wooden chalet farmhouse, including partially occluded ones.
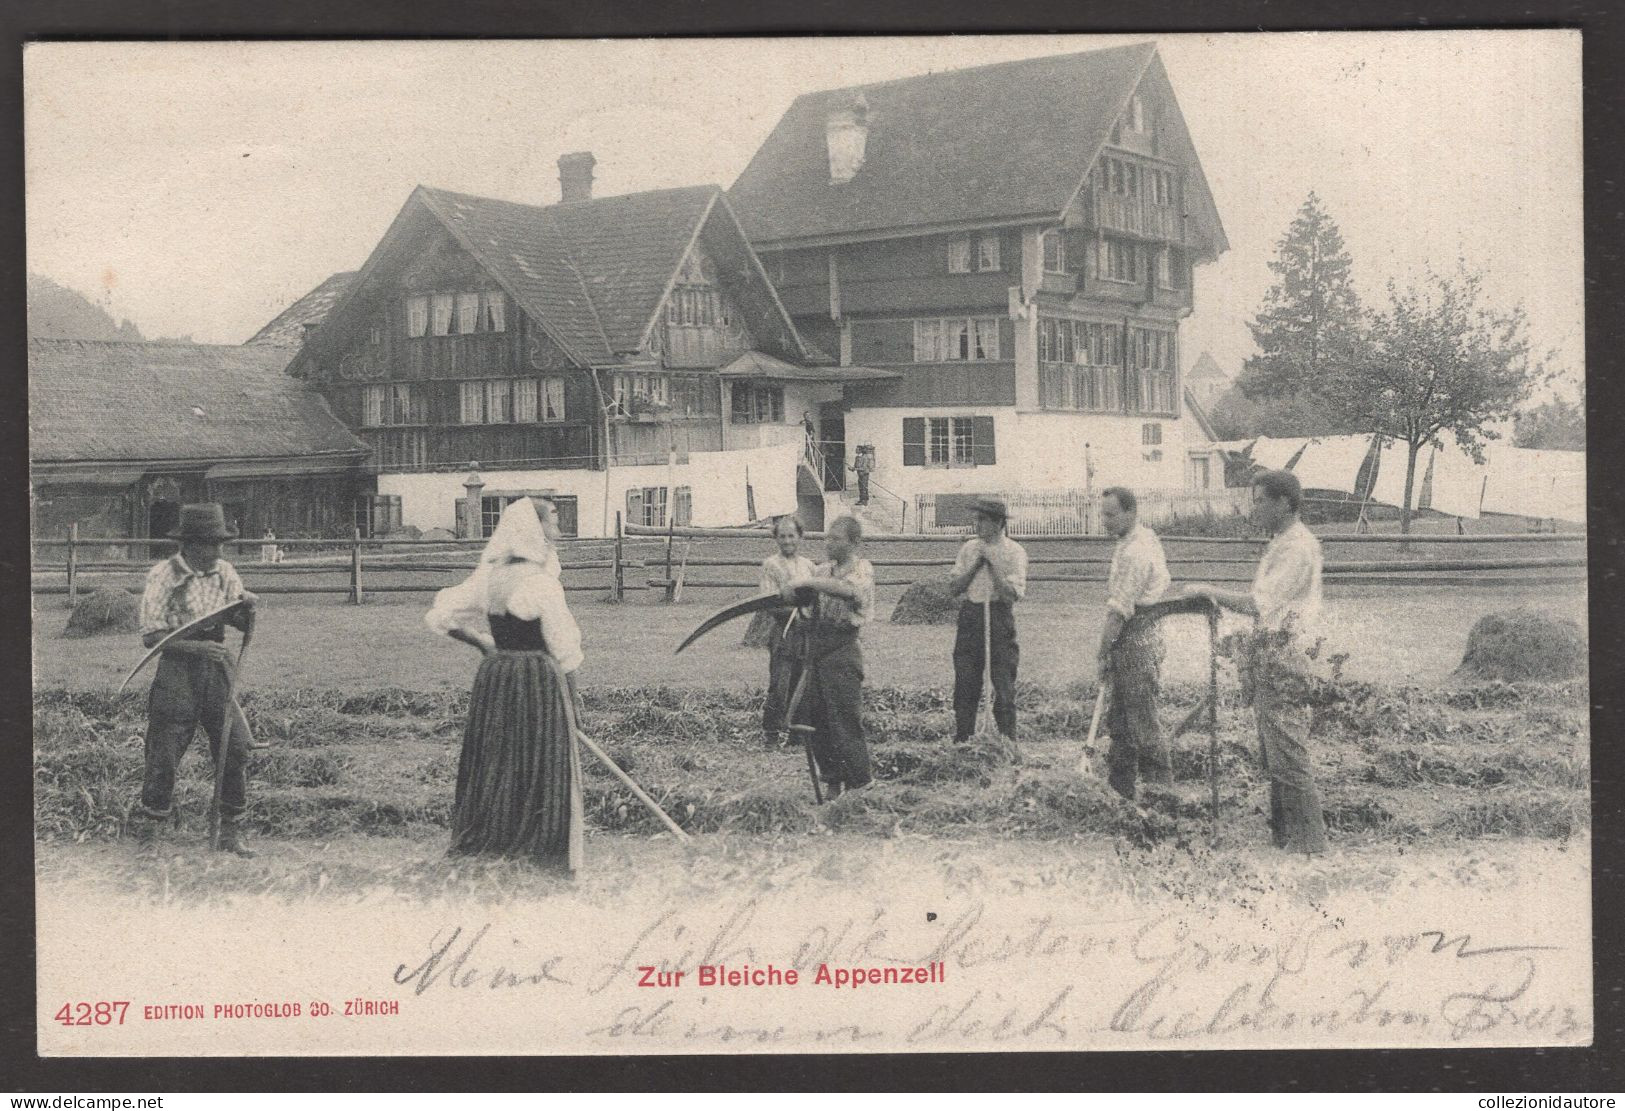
[287,155,894,538]
[729,43,1229,525]
[29,339,369,551]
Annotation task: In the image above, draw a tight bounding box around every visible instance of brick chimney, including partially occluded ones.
[825,94,870,184]
[558,151,596,203]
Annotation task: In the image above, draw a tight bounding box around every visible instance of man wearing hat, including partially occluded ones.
[946,496,1028,745]
[133,503,259,855]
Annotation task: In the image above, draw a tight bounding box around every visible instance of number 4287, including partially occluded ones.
[54,1002,130,1026]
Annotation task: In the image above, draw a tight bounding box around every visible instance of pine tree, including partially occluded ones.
[1240,192,1365,407]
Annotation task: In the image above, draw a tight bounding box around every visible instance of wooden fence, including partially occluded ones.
[914,488,1255,536]
[33,519,1587,602]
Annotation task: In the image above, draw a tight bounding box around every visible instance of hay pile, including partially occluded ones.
[1455,609,1586,682]
[64,588,140,638]
[890,575,961,625]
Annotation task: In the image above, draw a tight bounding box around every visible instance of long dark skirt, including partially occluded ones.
[452,650,584,872]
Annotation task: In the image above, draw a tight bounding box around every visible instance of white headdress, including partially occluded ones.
[425,497,560,647]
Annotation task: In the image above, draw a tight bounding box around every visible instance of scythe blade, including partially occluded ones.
[675,589,814,655]
[116,599,249,695]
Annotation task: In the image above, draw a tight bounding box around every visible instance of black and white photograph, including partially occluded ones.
[26,32,1589,1055]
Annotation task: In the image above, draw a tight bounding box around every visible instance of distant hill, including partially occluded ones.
[26,272,191,343]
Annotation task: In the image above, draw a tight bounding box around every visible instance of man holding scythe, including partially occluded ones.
[131,503,258,855]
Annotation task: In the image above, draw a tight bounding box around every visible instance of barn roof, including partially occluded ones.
[729,43,1226,257]
[246,271,358,346]
[29,339,367,464]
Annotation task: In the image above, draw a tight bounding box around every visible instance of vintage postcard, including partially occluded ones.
[27,32,1588,1056]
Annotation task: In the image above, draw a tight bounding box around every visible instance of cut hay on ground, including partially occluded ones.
[32,675,1591,854]
[890,576,961,625]
[1455,608,1586,683]
[64,588,140,638]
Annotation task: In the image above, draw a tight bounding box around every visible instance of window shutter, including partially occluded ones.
[972,416,996,466]
[626,488,643,526]
[902,418,925,467]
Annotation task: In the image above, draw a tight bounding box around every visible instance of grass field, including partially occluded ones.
[32,580,1589,693]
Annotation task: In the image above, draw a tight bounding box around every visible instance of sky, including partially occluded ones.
[24,33,1582,393]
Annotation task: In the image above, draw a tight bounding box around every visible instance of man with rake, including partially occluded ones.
[946,496,1027,748]
[1183,469,1330,855]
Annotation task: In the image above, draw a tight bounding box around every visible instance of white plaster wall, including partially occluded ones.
[377,440,803,538]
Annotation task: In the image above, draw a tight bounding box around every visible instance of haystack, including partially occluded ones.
[1455,609,1586,682]
[64,587,140,638]
[890,575,960,625]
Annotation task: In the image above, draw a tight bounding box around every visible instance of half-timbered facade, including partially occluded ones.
[730,43,1229,522]
[288,165,892,537]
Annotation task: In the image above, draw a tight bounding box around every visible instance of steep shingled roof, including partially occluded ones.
[730,43,1225,256]
[30,339,367,463]
[246,271,358,346]
[299,183,791,372]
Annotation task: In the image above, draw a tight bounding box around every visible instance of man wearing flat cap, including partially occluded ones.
[946,496,1028,745]
[132,503,259,855]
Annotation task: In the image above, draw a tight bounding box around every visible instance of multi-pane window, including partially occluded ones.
[459,378,566,424]
[626,486,669,529]
[926,416,977,466]
[1128,327,1177,414]
[1142,423,1163,446]
[406,291,506,337]
[1099,238,1144,282]
[947,239,972,274]
[730,384,785,424]
[1156,247,1186,289]
[1038,319,1122,366]
[361,383,422,427]
[1042,229,1067,273]
[913,317,1001,362]
[610,373,670,416]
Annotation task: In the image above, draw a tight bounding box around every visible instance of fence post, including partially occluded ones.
[349,526,363,605]
[611,512,624,603]
[67,522,78,604]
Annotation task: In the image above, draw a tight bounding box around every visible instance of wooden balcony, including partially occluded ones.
[361,423,595,473]
[1091,190,1183,243]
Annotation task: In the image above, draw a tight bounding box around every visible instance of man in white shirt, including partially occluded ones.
[1186,469,1329,854]
[1096,487,1173,800]
[946,496,1028,744]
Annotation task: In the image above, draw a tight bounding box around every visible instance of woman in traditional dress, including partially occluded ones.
[425,497,585,872]
[782,515,876,798]
[758,514,816,749]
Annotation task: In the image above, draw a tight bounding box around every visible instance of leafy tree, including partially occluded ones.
[1207,384,1340,441]
[1514,393,1585,451]
[1240,192,1366,410]
[1323,267,1540,531]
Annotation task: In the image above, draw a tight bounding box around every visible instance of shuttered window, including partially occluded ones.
[902,417,925,467]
